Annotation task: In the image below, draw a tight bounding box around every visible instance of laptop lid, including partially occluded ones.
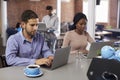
[87,58,120,80]
[41,46,71,70]
[87,41,114,59]
[51,46,71,70]
[38,22,47,31]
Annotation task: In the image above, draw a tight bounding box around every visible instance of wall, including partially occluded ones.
[7,0,83,26]
[74,0,83,13]
[7,0,57,27]
[61,0,74,22]
[4,0,119,29]
[61,0,83,23]
[109,0,118,28]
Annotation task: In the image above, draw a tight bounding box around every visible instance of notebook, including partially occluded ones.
[87,58,120,80]
[41,46,71,70]
[38,22,47,31]
[87,41,114,59]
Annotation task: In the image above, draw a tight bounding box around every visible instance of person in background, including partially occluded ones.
[42,5,59,37]
[62,12,95,54]
[6,26,18,38]
[5,10,54,66]
[15,22,22,32]
[6,22,22,38]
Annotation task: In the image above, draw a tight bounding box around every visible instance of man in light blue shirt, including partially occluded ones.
[5,10,54,66]
[42,5,59,36]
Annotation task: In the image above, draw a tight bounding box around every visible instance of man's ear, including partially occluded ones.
[21,22,25,29]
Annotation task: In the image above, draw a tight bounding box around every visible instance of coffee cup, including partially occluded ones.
[24,65,41,75]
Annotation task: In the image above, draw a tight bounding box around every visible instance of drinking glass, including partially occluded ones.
[75,50,87,61]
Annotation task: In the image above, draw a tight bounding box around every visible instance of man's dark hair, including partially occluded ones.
[46,5,53,10]
[21,10,38,23]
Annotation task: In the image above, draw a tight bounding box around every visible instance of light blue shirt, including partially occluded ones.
[16,27,22,32]
[42,14,59,36]
[5,31,53,66]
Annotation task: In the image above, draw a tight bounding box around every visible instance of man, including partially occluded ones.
[42,5,59,37]
[5,10,54,66]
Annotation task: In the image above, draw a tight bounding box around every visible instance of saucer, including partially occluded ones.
[24,71,43,77]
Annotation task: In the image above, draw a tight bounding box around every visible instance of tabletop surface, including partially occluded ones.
[95,31,112,36]
[104,29,120,32]
[0,54,91,80]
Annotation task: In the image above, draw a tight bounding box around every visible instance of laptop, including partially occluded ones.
[37,22,47,31]
[87,58,120,80]
[87,41,114,59]
[41,46,71,70]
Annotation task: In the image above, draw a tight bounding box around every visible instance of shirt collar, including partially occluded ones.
[19,30,38,44]
[19,30,26,43]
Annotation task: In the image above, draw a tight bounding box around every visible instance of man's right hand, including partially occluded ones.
[35,58,52,66]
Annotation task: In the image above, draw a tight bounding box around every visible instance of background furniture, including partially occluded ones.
[104,29,120,39]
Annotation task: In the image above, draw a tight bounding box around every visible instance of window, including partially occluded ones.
[83,0,109,23]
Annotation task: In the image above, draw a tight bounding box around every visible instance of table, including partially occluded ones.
[104,29,120,33]
[0,54,91,80]
[95,31,112,40]
[95,31,112,36]
[104,29,120,38]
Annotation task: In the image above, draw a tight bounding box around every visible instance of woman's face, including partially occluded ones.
[75,18,87,32]
[46,10,52,16]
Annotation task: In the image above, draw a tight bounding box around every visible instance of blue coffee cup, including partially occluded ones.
[24,65,41,75]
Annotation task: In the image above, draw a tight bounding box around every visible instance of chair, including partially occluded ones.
[44,32,57,52]
[61,22,69,33]
[0,46,8,67]
[0,54,8,67]
[6,27,18,38]
[37,31,57,53]
[95,24,104,32]
[95,24,105,41]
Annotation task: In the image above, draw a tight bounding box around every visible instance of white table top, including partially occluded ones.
[95,31,112,36]
[104,29,120,33]
[0,54,91,80]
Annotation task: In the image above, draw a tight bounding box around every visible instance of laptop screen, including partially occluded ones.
[87,41,114,59]
[38,22,47,31]
[41,46,71,70]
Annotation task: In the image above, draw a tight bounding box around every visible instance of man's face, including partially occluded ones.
[22,18,39,37]
[46,10,52,16]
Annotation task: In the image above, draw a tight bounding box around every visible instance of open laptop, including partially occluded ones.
[41,46,71,70]
[37,22,47,31]
[86,41,114,59]
[87,58,120,80]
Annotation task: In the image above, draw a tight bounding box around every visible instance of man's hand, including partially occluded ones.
[35,58,52,66]
[47,56,54,61]
[35,56,54,66]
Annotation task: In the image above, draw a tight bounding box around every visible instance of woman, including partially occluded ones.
[62,12,95,54]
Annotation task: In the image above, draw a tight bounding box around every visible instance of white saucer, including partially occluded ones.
[24,71,43,77]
